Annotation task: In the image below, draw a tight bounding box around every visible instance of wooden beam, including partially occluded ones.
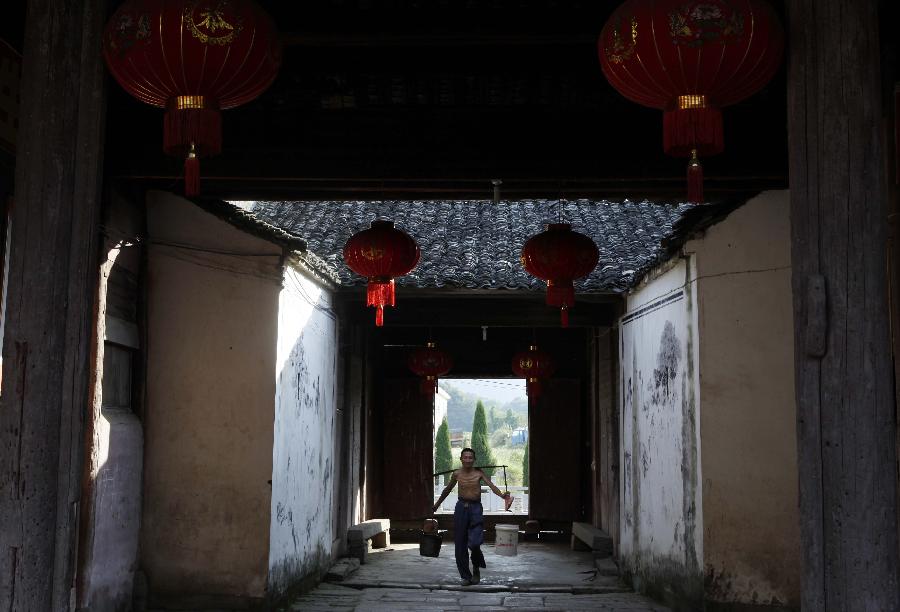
[337,295,619,328]
[111,175,788,203]
[0,1,107,609]
[787,0,899,607]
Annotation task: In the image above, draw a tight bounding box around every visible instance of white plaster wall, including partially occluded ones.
[685,190,800,606]
[268,265,339,597]
[81,408,143,611]
[619,258,703,602]
[143,192,282,600]
[79,191,145,612]
[434,387,449,439]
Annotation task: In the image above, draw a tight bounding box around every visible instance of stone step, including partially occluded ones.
[571,521,613,558]
[594,557,619,577]
[324,557,361,582]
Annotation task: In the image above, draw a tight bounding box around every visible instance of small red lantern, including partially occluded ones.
[511,345,555,402]
[598,0,784,202]
[408,342,454,395]
[521,223,599,327]
[343,220,420,326]
[103,0,282,196]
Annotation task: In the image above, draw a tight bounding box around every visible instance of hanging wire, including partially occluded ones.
[376,179,386,220]
[557,180,571,224]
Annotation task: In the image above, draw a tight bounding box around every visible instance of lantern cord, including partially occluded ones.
[184,142,199,197]
[687,148,704,204]
[557,182,567,223]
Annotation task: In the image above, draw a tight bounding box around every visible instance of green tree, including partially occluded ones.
[505,408,517,429]
[434,417,453,484]
[490,428,510,448]
[522,441,529,487]
[488,406,498,432]
[471,401,497,477]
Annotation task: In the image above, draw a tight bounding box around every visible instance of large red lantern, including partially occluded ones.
[511,345,555,402]
[343,220,420,327]
[103,0,282,196]
[521,223,599,327]
[598,0,784,203]
[408,342,454,395]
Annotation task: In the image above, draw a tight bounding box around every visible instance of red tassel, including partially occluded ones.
[163,102,222,157]
[367,278,396,326]
[663,106,723,157]
[184,153,200,197]
[560,306,569,328]
[367,279,395,308]
[386,280,396,307]
[687,150,704,204]
[420,377,437,395]
[546,280,574,308]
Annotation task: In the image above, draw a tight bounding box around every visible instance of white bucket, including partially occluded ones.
[494,524,519,557]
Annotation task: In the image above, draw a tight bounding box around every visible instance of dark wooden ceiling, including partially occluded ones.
[11,0,790,201]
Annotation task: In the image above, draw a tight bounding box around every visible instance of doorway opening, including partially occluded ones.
[432,378,529,515]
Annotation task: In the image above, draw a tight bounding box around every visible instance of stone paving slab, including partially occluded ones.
[287,543,670,611]
[287,585,672,611]
[326,542,621,590]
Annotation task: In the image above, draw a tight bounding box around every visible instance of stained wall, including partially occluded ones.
[618,191,799,609]
[142,192,282,601]
[685,190,799,607]
[619,257,704,606]
[268,264,340,597]
[78,189,145,611]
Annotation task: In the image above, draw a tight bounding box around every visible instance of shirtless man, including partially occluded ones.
[432,447,511,585]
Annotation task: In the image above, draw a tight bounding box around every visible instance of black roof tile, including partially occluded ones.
[249,200,695,293]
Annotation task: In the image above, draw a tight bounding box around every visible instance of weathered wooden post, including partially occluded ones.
[788,0,900,608]
[0,1,107,609]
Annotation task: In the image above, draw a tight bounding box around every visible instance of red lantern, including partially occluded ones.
[598,0,784,202]
[103,0,282,196]
[511,345,555,402]
[408,342,454,395]
[521,223,599,327]
[343,220,420,326]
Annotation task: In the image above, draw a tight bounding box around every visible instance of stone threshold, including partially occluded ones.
[331,580,630,595]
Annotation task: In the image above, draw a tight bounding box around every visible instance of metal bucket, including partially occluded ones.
[419,532,442,557]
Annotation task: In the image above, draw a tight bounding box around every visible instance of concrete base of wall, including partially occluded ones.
[624,569,704,612]
[147,593,265,611]
[706,603,798,612]
[623,583,799,612]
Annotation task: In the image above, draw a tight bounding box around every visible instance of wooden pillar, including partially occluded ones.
[0,1,107,610]
[787,0,900,608]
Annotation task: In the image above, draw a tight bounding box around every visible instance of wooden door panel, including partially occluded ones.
[382,379,433,519]
[529,379,582,522]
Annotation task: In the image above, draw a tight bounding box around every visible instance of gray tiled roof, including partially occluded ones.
[191,197,307,251]
[250,200,695,293]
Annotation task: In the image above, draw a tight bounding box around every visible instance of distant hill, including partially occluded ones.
[440,382,528,431]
